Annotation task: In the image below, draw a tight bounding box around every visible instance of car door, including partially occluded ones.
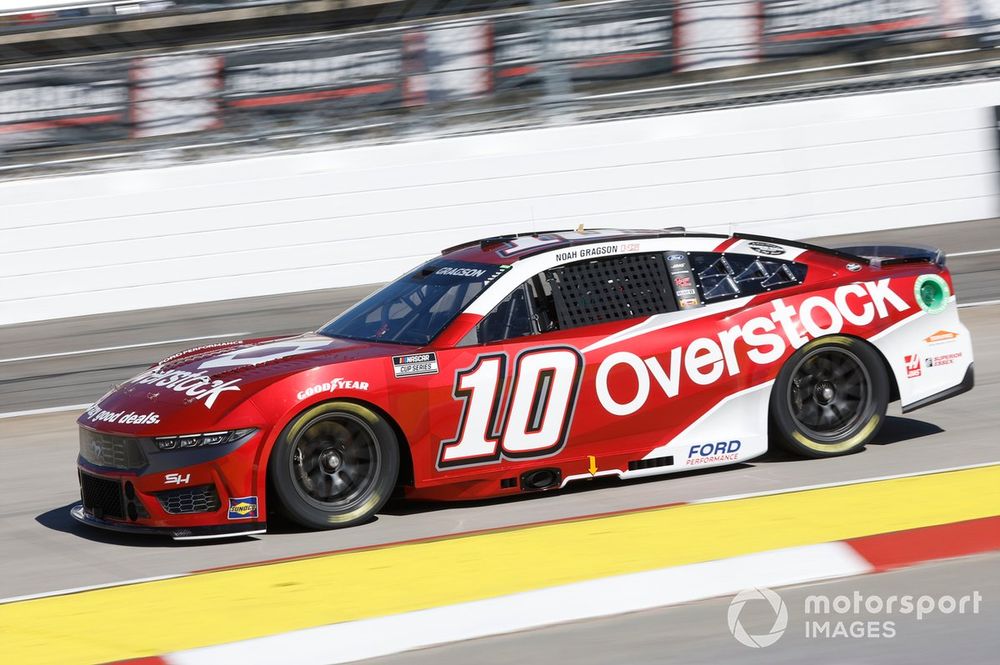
[426,250,691,480]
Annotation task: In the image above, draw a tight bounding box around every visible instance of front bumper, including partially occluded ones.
[74,427,267,540]
[70,504,265,540]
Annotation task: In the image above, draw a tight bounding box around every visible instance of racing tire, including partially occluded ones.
[269,401,399,530]
[770,335,888,458]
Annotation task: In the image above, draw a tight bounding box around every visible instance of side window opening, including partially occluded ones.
[477,284,534,344]
[688,252,807,302]
[471,251,690,345]
[546,252,677,329]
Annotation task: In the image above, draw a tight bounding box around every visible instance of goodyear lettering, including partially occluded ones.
[297,378,370,400]
[597,279,910,416]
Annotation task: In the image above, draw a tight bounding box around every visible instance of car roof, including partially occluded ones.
[439,228,869,267]
[440,228,728,265]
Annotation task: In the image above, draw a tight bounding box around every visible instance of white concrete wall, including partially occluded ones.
[2,80,998,325]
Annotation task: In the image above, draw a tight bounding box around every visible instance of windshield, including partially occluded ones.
[319,260,510,345]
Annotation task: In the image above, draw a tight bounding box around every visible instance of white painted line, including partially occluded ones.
[0,573,184,605]
[948,248,1000,258]
[167,543,872,665]
[688,460,1000,505]
[173,530,267,542]
[959,299,1000,308]
[0,332,249,364]
[0,403,92,420]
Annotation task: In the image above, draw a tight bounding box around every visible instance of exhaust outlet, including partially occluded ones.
[520,468,561,491]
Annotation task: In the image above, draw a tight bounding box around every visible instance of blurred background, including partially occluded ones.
[1,0,997,172]
[2,0,999,328]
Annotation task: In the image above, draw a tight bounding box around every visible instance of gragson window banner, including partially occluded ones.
[0,62,129,151]
[493,2,673,92]
[222,34,404,117]
[760,0,945,56]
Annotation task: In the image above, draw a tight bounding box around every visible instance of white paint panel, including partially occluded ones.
[168,543,872,665]
[2,80,998,324]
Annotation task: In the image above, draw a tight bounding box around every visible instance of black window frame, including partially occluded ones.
[468,251,687,345]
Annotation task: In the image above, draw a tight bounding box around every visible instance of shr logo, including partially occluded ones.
[728,587,788,648]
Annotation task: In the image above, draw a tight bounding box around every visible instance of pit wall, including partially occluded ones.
[1,79,997,325]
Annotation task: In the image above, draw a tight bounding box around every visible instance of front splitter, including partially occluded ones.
[70,504,266,540]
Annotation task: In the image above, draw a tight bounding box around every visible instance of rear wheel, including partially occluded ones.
[269,401,399,529]
[770,336,888,458]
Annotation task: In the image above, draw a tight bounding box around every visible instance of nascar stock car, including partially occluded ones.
[73,229,974,539]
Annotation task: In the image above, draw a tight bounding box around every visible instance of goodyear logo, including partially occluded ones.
[228,496,258,520]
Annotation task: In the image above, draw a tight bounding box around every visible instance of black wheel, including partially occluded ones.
[269,401,399,529]
[770,336,888,458]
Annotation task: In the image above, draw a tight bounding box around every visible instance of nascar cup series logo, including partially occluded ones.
[728,587,788,648]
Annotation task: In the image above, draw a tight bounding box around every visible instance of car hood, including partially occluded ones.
[82,334,416,428]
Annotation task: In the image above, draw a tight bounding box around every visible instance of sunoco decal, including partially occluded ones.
[393,352,439,377]
[228,496,258,520]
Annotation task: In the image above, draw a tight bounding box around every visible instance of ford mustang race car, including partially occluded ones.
[72,229,974,539]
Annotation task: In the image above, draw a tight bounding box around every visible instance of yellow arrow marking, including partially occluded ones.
[588,455,598,476]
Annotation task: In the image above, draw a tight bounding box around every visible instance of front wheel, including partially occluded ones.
[770,336,888,458]
[269,401,399,530]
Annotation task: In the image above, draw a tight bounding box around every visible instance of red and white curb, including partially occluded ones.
[121,515,1000,665]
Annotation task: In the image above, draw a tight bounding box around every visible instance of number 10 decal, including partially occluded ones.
[438,346,584,468]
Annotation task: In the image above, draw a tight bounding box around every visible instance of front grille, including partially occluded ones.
[80,472,125,519]
[79,428,147,470]
[155,485,221,514]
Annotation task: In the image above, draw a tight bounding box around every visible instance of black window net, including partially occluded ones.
[688,253,807,302]
[546,253,677,329]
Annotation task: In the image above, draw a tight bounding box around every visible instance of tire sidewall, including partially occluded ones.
[269,401,399,529]
[771,335,888,458]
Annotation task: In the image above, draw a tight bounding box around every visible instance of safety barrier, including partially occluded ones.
[1,78,996,325]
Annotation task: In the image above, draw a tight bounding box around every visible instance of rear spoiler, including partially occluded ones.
[831,244,945,269]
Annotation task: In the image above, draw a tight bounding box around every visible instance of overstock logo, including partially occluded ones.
[727,587,788,648]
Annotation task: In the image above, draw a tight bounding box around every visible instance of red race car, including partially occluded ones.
[73,229,974,539]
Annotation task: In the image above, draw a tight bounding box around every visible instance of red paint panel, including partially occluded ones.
[847,516,1000,572]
